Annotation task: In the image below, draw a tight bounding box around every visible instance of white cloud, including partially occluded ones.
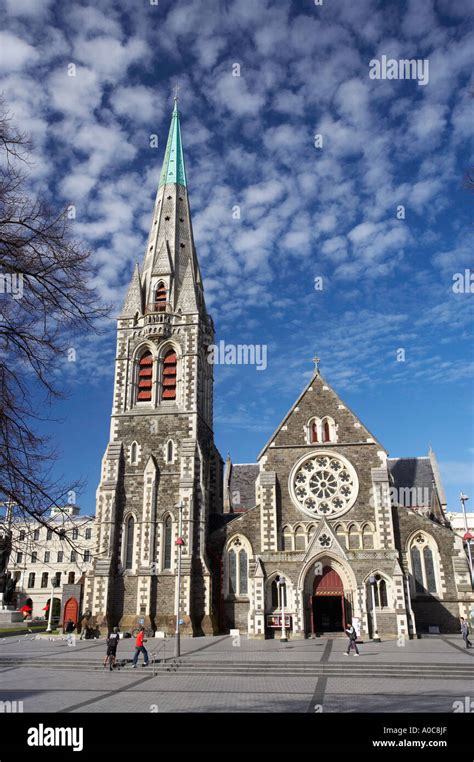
[110,85,163,124]
[72,36,148,81]
[0,31,38,72]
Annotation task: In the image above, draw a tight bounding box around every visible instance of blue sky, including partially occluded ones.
[0,0,473,515]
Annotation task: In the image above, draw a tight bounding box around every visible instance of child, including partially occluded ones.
[104,627,120,670]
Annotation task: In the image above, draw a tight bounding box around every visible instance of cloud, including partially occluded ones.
[0,31,38,72]
[110,85,163,124]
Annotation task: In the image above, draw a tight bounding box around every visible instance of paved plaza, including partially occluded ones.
[0,633,472,714]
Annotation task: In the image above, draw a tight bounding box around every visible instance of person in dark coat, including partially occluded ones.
[344,622,360,656]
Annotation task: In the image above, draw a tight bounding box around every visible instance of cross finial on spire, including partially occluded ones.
[312,356,320,372]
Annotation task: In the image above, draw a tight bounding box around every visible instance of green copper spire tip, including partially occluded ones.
[159,97,187,188]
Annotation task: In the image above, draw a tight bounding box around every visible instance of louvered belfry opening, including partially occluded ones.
[154,282,167,312]
[162,349,177,400]
[137,351,153,401]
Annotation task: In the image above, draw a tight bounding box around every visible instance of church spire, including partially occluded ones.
[159,97,187,188]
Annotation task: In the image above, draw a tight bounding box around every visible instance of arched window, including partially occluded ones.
[137,350,153,401]
[348,524,360,549]
[166,440,174,463]
[409,534,439,594]
[282,526,293,551]
[164,516,172,570]
[228,549,237,594]
[366,574,389,609]
[226,540,250,597]
[162,349,177,400]
[308,525,316,543]
[154,281,167,311]
[323,419,330,442]
[130,441,138,465]
[271,580,279,608]
[411,546,423,592]
[125,516,135,570]
[307,418,321,444]
[362,523,375,549]
[295,525,306,550]
[270,577,287,608]
[423,546,437,593]
[239,550,248,595]
[28,573,35,588]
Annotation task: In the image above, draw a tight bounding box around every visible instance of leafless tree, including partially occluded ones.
[0,97,109,552]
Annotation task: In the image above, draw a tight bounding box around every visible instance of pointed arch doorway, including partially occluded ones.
[311,566,347,635]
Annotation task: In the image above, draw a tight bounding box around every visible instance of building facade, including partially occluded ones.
[85,100,474,639]
[212,377,473,638]
[7,505,94,621]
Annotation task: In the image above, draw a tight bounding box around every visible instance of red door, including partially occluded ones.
[313,566,346,632]
[63,597,79,626]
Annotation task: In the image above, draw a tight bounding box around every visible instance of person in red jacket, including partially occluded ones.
[132,626,149,668]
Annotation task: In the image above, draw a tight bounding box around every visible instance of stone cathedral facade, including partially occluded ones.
[85,101,473,639]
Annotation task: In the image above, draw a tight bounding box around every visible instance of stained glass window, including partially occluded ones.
[423,546,437,593]
[228,549,237,594]
[125,516,134,570]
[239,550,248,595]
[164,516,172,570]
[411,546,424,592]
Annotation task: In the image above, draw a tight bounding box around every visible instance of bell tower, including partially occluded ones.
[85,97,223,635]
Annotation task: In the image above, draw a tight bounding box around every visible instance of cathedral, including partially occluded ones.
[85,100,473,639]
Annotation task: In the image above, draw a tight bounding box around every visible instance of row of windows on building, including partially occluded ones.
[129,439,175,466]
[18,527,92,542]
[26,571,78,588]
[16,550,91,564]
[281,523,376,551]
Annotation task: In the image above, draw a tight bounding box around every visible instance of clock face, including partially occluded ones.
[289,451,359,519]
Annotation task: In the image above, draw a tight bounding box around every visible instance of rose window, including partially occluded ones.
[290,452,358,518]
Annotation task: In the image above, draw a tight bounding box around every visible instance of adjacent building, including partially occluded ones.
[7,505,94,622]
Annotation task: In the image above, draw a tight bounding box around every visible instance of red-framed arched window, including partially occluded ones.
[323,420,330,442]
[154,282,167,312]
[311,421,319,443]
[162,349,177,400]
[137,351,153,401]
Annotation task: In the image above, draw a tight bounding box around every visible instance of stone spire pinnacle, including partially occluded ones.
[120,262,142,316]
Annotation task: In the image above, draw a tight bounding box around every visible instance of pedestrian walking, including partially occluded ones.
[64,619,75,634]
[460,617,472,648]
[104,627,120,670]
[132,626,149,668]
[344,622,360,656]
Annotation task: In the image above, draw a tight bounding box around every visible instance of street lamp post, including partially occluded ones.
[277,576,287,643]
[460,493,474,588]
[45,577,59,633]
[369,576,381,642]
[174,500,184,658]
